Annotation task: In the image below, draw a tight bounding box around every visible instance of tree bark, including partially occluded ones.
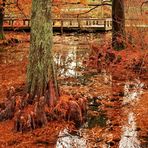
[0,0,5,39]
[112,0,126,50]
[27,0,59,106]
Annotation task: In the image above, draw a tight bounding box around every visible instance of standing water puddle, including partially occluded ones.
[53,35,145,148]
[119,112,141,148]
[56,78,144,148]
[123,79,144,105]
[56,128,87,148]
[119,79,144,148]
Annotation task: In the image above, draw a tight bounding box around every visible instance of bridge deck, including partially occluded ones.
[3,18,112,32]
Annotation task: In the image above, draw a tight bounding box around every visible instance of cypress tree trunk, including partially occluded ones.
[0,0,5,39]
[27,0,59,106]
[112,0,126,50]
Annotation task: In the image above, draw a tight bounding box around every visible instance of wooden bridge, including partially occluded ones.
[3,17,112,32]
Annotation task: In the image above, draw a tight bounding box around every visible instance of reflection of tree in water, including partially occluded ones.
[54,49,85,78]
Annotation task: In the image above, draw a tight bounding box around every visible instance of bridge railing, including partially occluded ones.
[3,17,112,31]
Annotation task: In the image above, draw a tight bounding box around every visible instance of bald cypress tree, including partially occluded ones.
[112,0,126,50]
[27,0,59,106]
[0,0,5,39]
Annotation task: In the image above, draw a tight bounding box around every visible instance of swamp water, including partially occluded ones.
[56,77,145,148]
[0,32,147,148]
[53,34,146,148]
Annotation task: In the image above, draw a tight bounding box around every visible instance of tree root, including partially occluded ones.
[1,87,88,132]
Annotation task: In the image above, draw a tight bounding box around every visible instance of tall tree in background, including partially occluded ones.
[27,0,59,106]
[0,0,5,39]
[112,0,126,50]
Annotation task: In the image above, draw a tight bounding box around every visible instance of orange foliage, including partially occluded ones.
[80,0,88,5]
[52,6,61,14]
[53,94,87,127]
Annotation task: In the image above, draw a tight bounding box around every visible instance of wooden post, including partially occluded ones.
[78,18,80,28]
[104,19,106,30]
[70,20,72,26]
[23,20,25,26]
[86,20,88,26]
[9,20,11,25]
[61,19,63,34]
[12,20,14,27]
[28,20,30,27]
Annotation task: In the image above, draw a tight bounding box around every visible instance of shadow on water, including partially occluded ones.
[87,112,107,128]
[87,96,108,128]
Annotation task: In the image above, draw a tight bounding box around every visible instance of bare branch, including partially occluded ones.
[52,1,112,7]
[77,3,112,17]
[141,1,148,14]
[52,2,82,6]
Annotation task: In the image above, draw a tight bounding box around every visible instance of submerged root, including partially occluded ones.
[0,87,16,121]
[53,95,87,127]
[14,96,48,132]
[1,87,87,132]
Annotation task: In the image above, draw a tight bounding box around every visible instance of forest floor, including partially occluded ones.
[0,32,148,148]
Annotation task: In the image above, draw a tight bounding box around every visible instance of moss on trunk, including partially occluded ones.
[0,0,5,40]
[27,0,59,105]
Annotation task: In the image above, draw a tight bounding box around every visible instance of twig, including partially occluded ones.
[140,1,148,14]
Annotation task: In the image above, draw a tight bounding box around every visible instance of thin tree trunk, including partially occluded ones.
[27,0,59,106]
[112,0,126,50]
[0,0,5,39]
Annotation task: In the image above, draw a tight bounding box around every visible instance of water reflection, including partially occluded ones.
[53,33,112,79]
[56,128,87,148]
[53,34,90,77]
[119,79,144,148]
[119,112,141,148]
[123,79,144,104]
[54,48,84,77]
